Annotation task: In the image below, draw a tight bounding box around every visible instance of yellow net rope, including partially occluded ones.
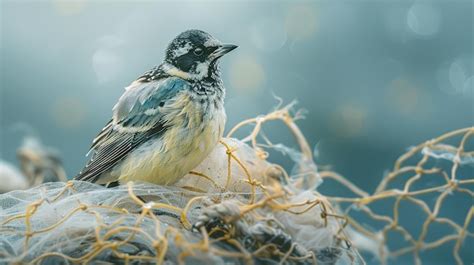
[0,105,472,265]
[320,126,474,265]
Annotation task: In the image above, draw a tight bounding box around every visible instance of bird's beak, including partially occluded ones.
[210,44,238,59]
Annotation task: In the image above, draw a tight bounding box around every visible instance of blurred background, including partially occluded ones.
[0,0,472,264]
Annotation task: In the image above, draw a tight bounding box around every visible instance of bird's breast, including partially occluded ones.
[117,92,226,185]
[162,91,226,153]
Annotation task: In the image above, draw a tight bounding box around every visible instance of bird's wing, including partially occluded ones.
[75,76,189,184]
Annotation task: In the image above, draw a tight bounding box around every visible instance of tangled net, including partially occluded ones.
[0,104,472,265]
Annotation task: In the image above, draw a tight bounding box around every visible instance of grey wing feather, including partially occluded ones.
[75,76,188,184]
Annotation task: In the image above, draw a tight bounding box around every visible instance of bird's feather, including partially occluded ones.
[75,76,190,183]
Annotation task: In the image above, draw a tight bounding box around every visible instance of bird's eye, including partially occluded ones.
[193,48,203,56]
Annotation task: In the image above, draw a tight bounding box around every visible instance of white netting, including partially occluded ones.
[0,105,472,264]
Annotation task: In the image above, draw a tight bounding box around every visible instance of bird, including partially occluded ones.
[75,29,237,187]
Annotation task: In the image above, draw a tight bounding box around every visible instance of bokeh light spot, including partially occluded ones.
[407,3,441,36]
[92,49,123,84]
[51,98,86,129]
[229,55,265,94]
[285,5,317,40]
[449,61,467,93]
[463,76,474,98]
[92,35,125,84]
[437,57,473,96]
[329,104,367,138]
[386,79,420,115]
[52,0,87,16]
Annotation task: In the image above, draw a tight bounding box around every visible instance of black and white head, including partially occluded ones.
[163,30,237,81]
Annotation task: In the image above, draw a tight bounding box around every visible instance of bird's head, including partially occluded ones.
[163,29,237,81]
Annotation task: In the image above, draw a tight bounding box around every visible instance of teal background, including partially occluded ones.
[1,1,472,264]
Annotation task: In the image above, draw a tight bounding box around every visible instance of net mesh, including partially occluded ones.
[0,104,472,265]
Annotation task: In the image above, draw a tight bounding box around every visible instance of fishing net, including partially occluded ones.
[0,104,472,265]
